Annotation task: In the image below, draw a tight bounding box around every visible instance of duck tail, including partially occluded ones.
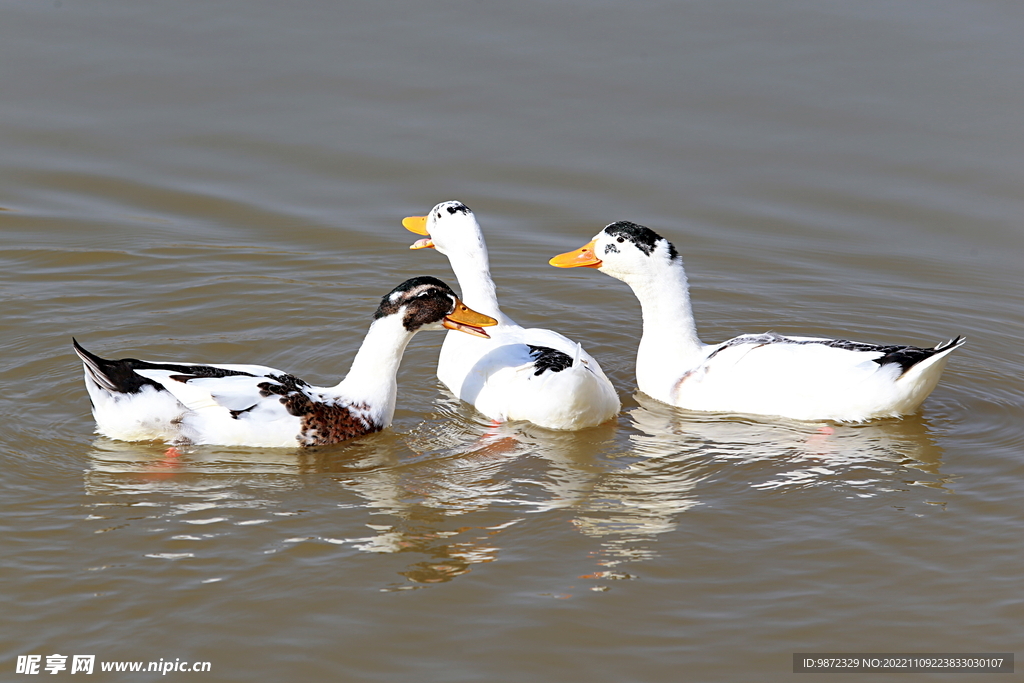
[934,335,966,355]
[72,338,159,394]
[73,338,119,392]
[893,335,966,381]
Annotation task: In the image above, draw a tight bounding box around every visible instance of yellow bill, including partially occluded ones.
[403,215,434,249]
[548,239,603,269]
[403,215,429,235]
[443,299,498,339]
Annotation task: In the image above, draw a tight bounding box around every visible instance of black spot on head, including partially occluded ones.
[372,276,458,331]
[604,243,620,255]
[446,201,471,215]
[603,221,665,257]
[434,201,471,220]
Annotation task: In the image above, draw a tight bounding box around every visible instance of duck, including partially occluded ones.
[74,276,497,447]
[401,201,620,430]
[550,221,965,422]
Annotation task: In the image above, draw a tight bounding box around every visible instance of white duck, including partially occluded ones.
[74,277,497,447]
[402,201,620,430]
[550,221,964,422]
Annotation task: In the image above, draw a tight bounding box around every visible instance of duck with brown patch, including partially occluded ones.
[74,277,497,447]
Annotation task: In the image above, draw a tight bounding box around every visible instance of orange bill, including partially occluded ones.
[403,215,434,249]
[548,239,602,269]
[443,299,498,339]
[402,215,429,235]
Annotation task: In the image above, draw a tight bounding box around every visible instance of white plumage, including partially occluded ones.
[74,277,496,447]
[550,221,964,422]
[403,201,620,430]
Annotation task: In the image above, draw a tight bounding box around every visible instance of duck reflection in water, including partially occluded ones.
[81,389,949,590]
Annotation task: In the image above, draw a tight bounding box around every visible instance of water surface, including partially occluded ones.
[2,1,1022,681]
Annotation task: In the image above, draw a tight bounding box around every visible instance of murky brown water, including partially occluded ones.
[3,1,1022,681]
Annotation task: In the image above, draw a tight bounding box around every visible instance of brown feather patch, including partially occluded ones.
[257,374,380,446]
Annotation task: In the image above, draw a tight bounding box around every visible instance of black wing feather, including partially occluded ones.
[527,345,573,376]
[72,338,255,395]
[705,333,964,376]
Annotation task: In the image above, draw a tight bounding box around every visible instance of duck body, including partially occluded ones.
[74,277,496,447]
[404,201,620,430]
[74,346,378,447]
[435,313,617,429]
[551,221,964,423]
[645,331,963,422]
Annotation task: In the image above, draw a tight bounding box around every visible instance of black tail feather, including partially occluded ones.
[934,335,966,353]
[72,338,163,394]
[877,335,966,377]
[72,338,257,394]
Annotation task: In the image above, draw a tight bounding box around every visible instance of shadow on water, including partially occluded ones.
[80,390,949,589]
[628,391,946,485]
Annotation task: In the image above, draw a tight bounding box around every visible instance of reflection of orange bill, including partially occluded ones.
[549,239,602,268]
[444,299,497,339]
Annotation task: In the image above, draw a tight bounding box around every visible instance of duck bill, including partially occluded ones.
[548,240,603,269]
[402,215,429,235]
[443,299,498,339]
[403,215,435,249]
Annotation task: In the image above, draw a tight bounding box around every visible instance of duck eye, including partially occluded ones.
[617,237,625,243]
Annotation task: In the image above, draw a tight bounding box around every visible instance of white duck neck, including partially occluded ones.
[332,315,415,422]
[619,257,705,384]
[442,241,507,324]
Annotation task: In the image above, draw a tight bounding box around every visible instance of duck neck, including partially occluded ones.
[620,260,704,391]
[442,243,507,324]
[332,315,414,425]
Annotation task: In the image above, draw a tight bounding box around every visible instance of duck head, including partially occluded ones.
[548,221,681,283]
[374,276,497,338]
[402,201,488,261]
